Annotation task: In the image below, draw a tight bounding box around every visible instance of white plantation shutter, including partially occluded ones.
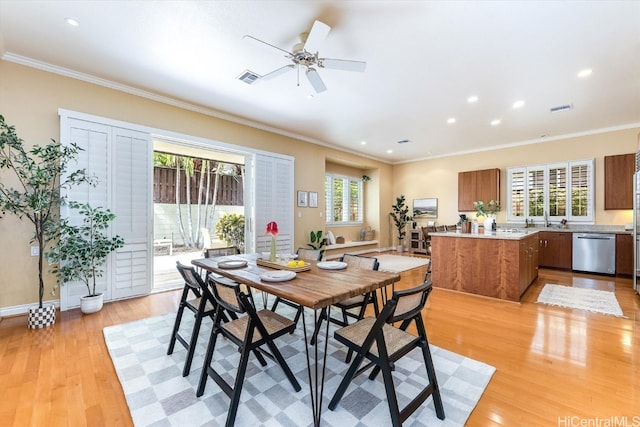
[112,128,152,299]
[507,168,525,220]
[60,120,111,309]
[569,160,594,222]
[254,153,294,254]
[507,159,594,224]
[59,114,151,310]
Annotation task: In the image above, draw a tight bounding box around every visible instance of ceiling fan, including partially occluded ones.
[242,20,366,93]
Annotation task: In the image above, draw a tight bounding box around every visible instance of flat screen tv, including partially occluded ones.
[413,198,437,218]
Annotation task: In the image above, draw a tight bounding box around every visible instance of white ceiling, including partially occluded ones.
[1,1,639,164]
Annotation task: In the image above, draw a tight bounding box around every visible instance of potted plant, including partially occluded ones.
[47,202,124,314]
[214,213,245,252]
[307,230,327,258]
[474,200,501,232]
[0,115,92,328]
[389,195,413,252]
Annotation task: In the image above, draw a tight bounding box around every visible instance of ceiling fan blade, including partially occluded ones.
[306,68,327,93]
[319,58,367,72]
[243,35,292,56]
[303,20,330,53]
[260,64,295,81]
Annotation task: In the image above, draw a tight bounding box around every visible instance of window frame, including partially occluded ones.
[507,159,594,224]
[324,173,364,226]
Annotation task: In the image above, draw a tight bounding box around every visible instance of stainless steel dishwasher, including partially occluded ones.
[572,233,616,274]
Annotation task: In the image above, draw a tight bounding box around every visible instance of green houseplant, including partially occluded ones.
[47,202,124,314]
[389,195,413,252]
[0,115,92,327]
[215,213,245,253]
[307,230,327,258]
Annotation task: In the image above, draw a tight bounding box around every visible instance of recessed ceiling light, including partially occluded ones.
[307,94,314,99]
[577,69,592,78]
[467,96,478,103]
[512,100,525,109]
[65,17,80,27]
[386,149,393,154]
[491,119,501,126]
[447,118,456,124]
[360,140,366,145]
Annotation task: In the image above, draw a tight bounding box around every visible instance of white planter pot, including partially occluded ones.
[80,294,104,314]
[396,244,404,252]
[483,216,495,233]
[28,304,56,329]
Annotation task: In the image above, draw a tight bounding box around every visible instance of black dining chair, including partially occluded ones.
[310,254,380,361]
[197,275,301,427]
[328,281,445,426]
[168,261,221,377]
[270,248,322,326]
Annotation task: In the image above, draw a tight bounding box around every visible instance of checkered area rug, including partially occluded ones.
[103,308,495,426]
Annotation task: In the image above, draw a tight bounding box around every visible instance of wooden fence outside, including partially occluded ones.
[153,167,243,205]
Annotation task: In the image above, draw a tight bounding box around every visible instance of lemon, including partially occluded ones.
[287,260,298,268]
[296,260,305,267]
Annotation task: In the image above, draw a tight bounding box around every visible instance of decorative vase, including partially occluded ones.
[269,236,276,262]
[27,304,56,329]
[483,216,495,233]
[80,293,104,314]
[396,242,403,252]
[461,222,472,233]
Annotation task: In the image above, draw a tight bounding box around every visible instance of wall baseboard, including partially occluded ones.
[0,300,60,318]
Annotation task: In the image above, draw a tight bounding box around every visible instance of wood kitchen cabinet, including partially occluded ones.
[519,234,539,296]
[538,231,572,269]
[458,168,500,211]
[616,233,633,276]
[604,153,635,210]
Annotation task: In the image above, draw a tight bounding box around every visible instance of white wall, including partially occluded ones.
[154,203,244,246]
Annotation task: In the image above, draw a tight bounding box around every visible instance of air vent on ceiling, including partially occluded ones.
[397,139,411,144]
[238,70,260,85]
[550,103,573,113]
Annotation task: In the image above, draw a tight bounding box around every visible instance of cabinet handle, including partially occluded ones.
[545,240,548,248]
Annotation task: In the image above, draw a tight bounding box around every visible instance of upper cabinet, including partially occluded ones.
[604,153,635,210]
[458,168,500,211]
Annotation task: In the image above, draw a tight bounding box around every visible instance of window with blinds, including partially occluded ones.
[507,159,594,223]
[548,165,567,217]
[325,174,363,225]
[508,169,525,217]
[528,168,545,217]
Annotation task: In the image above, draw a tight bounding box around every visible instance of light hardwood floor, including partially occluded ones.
[1,255,638,426]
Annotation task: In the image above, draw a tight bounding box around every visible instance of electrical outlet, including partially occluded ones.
[30,246,39,256]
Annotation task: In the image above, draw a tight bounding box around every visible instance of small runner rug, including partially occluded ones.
[537,284,624,317]
[104,311,495,426]
[374,254,429,273]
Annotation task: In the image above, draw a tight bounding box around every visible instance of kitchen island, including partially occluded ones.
[430,230,539,301]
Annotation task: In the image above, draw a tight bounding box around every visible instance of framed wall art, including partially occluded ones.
[309,191,318,208]
[297,191,308,207]
[413,198,438,218]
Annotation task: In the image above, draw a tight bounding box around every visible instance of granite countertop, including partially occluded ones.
[430,224,632,240]
[499,224,632,235]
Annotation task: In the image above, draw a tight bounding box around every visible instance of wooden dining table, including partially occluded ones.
[191,255,400,427]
